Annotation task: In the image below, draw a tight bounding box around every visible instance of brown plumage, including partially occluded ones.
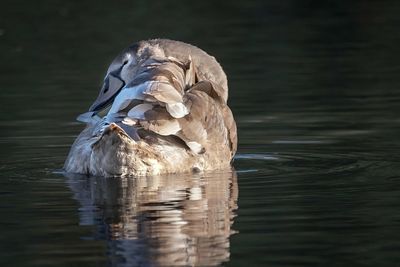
[64,39,237,176]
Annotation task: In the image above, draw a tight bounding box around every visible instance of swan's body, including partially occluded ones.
[64,39,237,176]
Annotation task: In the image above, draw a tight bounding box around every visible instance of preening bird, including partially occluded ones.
[64,39,237,176]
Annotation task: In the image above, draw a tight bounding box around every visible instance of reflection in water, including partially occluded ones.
[65,171,238,267]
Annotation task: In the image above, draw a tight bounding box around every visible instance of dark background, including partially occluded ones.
[2,1,400,118]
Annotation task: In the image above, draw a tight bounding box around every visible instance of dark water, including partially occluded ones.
[1,1,400,266]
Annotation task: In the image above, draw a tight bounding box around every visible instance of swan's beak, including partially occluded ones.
[89,71,125,112]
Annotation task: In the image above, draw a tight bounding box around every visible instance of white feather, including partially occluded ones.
[122,117,138,126]
[157,120,181,135]
[186,141,203,154]
[166,103,189,118]
[109,81,155,113]
[145,82,183,103]
[127,103,153,120]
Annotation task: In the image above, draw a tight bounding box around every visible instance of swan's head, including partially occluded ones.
[88,42,193,113]
[89,44,140,112]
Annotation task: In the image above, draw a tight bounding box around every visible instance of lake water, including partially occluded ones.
[1,1,400,266]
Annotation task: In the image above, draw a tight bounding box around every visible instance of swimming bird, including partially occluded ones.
[64,39,237,176]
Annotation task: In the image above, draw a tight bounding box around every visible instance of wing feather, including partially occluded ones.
[89,45,236,157]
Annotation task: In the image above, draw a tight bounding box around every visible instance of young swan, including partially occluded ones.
[64,39,237,177]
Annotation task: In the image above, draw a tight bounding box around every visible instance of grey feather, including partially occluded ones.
[85,39,236,156]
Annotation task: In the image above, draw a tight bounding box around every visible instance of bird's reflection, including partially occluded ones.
[65,170,238,267]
